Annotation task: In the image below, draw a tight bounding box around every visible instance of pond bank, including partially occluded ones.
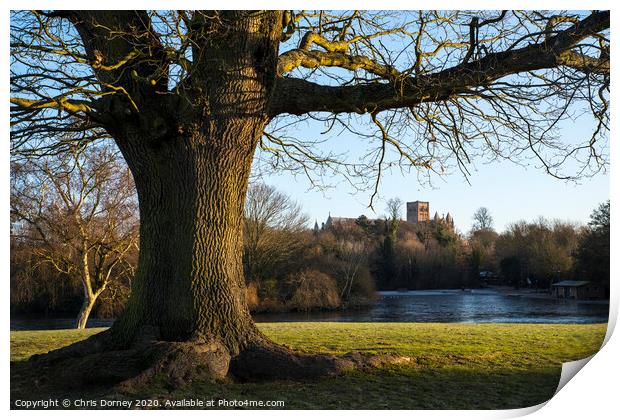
[485,285,609,304]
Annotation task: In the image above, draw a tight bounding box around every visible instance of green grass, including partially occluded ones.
[11,323,607,409]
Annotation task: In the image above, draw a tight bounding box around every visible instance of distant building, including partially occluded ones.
[323,214,382,231]
[406,201,454,229]
[325,200,454,231]
[445,212,454,229]
[551,280,603,300]
[407,201,429,224]
[324,215,359,230]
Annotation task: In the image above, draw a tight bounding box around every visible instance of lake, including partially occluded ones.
[10,289,609,330]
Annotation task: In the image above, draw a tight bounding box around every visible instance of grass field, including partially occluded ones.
[11,322,607,409]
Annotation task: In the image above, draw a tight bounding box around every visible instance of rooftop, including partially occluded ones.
[551,281,591,287]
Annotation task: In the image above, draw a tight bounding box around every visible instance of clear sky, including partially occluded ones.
[255,118,609,235]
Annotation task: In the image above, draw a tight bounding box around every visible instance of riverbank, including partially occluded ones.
[11,322,606,409]
[486,285,610,304]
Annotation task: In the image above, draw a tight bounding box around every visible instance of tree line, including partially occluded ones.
[373,202,609,295]
[470,203,609,294]
[10,143,610,329]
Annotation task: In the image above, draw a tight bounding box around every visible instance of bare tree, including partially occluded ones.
[9,10,609,383]
[10,144,139,328]
[244,183,309,284]
[334,239,369,301]
[472,207,494,232]
[386,198,403,221]
[379,197,404,285]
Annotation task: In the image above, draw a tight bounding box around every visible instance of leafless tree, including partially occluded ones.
[334,239,369,301]
[10,143,139,328]
[244,183,309,284]
[472,207,494,231]
[495,218,580,286]
[386,198,403,221]
[9,10,609,384]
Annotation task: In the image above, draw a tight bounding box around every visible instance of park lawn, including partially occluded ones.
[11,322,607,409]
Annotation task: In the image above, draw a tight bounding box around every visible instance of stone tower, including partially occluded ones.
[406,201,430,224]
[445,212,454,229]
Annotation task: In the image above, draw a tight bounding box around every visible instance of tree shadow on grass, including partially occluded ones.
[11,359,562,410]
[190,365,562,409]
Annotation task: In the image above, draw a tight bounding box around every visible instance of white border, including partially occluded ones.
[3,2,617,419]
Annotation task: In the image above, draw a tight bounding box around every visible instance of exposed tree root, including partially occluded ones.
[24,328,231,392]
[114,340,230,392]
[230,339,412,381]
[230,342,353,381]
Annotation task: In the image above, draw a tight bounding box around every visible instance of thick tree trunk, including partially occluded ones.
[105,11,284,357]
[111,124,262,355]
[28,120,361,388]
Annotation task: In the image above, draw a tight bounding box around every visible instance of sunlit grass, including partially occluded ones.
[11,322,607,409]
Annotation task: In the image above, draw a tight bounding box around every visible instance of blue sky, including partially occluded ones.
[256,118,609,234]
[261,156,609,234]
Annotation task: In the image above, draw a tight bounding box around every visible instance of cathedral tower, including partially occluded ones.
[406,201,430,224]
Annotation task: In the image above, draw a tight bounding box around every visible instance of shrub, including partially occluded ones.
[287,270,341,311]
[245,282,260,311]
[258,278,279,300]
[349,266,376,300]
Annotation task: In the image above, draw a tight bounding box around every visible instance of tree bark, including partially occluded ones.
[110,123,263,355]
[76,296,96,329]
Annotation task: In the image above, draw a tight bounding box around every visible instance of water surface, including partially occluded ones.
[255,289,608,324]
[11,289,609,330]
